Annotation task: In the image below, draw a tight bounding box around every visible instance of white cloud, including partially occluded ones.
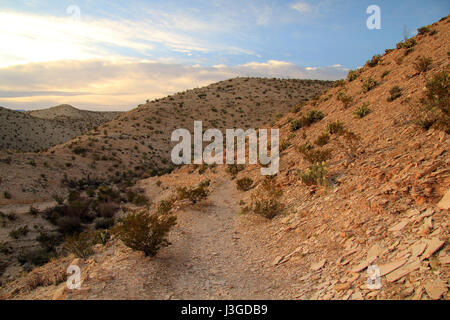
[0,10,254,68]
[290,1,312,14]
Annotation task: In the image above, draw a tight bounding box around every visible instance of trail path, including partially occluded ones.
[69,179,297,300]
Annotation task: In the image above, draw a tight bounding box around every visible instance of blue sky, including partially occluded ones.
[0,0,448,110]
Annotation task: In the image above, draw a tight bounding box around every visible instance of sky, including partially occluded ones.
[0,0,448,111]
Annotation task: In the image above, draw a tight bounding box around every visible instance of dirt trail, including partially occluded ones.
[144,179,293,299]
[68,179,296,300]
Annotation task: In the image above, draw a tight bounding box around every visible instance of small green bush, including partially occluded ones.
[236,177,253,191]
[177,184,209,204]
[327,121,345,135]
[94,217,115,229]
[337,92,353,109]
[64,232,95,258]
[113,209,176,257]
[415,71,449,133]
[413,56,433,73]
[354,103,371,118]
[18,248,56,267]
[314,132,330,146]
[9,226,29,239]
[362,77,377,93]
[347,69,359,82]
[388,86,402,102]
[366,54,382,67]
[299,163,328,186]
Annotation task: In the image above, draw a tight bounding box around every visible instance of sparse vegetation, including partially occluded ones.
[177,184,209,204]
[299,162,328,186]
[113,208,176,257]
[413,56,433,73]
[314,132,330,146]
[362,77,377,93]
[415,71,449,133]
[388,86,402,102]
[250,177,284,219]
[354,103,371,118]
[236,177,253,191]
[366,54,382,67]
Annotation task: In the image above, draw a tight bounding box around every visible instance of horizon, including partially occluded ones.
[0,0,448,111]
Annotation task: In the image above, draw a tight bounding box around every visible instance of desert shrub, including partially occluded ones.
[177,184,209,204]
[250,177,284,219]
[337,92,353,108]
[0,241,13,255]
[290,119,303,132]
[18,248,56,267]
[9,226,29,239]
[413,56,433,73]
[73,147,87,155]
[417,26,436,35]
[113,209,176,257]
[290,110,324,131]
[366,54,382,67]
[97,202,119,218]
[299,146,332,164]
[236,177,253,191]
[327,121,346,135]
[132,194,150,206]
[396,38,416,49]
[199,179,211,188]
[290,104,303,113]
[252,198,283,220]
[157,200,173,215]
[67,199,93,223]
[299,163,328,186]
[94,217,115,229]
[68,190,81,202]
[57,216,82,235]
[280,140,291,152]
[52,194,65,205]
[227,164,244,175]
[63,232,95,258]
[388,86,402,102]
[381,70,390,78]
[354,103,371,118]
[304,110,325,125]
[415,71,449,133]
[36,232,62,252]
[97,186,120,202]
[347,69,359,82]
[3,191,12,199]
[362,77,377,93]
[29,206,39,216]
[314,132,330,146]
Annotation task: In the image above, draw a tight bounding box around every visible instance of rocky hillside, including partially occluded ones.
[0,78,333,204]
[0,105,122,152]
[0,16,448,300]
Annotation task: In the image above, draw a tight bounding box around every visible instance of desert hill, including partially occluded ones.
[0,78,334,204]
[0,16,449,300]
[0,105,122,152]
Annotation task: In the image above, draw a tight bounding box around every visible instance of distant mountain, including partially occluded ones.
[0,105,122,152]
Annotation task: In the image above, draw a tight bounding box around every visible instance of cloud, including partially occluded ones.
[290,1,312,14]
[0,9,254,68]
[0,59,347,111]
